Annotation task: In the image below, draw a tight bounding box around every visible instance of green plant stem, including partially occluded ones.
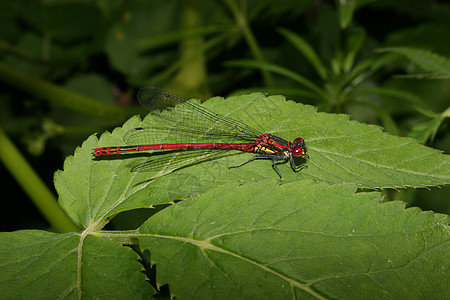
[0,62,137,121]
[0,127,79,233]
[225,59,327,100]
[150,33,228,88]
[168,0,210,98]
[224,0,274,87]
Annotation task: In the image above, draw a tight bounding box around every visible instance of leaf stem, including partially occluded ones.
[0,62,137,121]
[224,0,274,87]
[0,126,79,232]
[168,0,210,97]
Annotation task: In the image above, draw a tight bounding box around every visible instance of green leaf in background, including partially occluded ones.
[379,47,450,77]
[224,60,327,100]
[64,74,116,104]
[0,230,154,299]
[277,27,328,80]
[335,0,376,29]
[408,106,450,144]
[336,0,357,29]
[343,28,366,72]
[138,180,450,299]
[105,2,178,82]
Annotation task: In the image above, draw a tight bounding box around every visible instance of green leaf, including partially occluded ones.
[336,0,376,29]
[224,60,327,99]
[0,230,154,299]
[343,28,366,72]
[64,74,116,104]
[229,87,324,100]
[408,116,444,144]
[138,180,450,299]
[337,0,356,29]
[408,106,449,143]
[55,93,450,228]
[354,87,431,109]
[379,47,450,75]
[54,116,161,229]
[6,91,450,298]
[352,99,399,135]
[277,28,328,80]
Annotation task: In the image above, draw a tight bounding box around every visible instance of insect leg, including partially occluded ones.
[231,154,288,178]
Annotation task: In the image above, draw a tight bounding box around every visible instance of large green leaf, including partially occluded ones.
[0,230,154,299]
[4,93,450,299]
[55,92,450,228]
[137,180,449,299]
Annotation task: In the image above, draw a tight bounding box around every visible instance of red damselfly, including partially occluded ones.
[93,86,308,178]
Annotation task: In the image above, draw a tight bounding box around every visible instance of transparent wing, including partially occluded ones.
[132,86,261,144]
[123,126,256,145]
[130,149,230,174]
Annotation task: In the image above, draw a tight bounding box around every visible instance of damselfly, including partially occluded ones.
[93,87,308,178]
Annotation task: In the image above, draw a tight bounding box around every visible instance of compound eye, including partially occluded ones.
[293,147,303,157]
[293,137,304,145]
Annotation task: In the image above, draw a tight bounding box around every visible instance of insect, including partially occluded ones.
[93,86,308,178]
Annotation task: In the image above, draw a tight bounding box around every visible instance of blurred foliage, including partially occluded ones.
[0,0,449,232]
